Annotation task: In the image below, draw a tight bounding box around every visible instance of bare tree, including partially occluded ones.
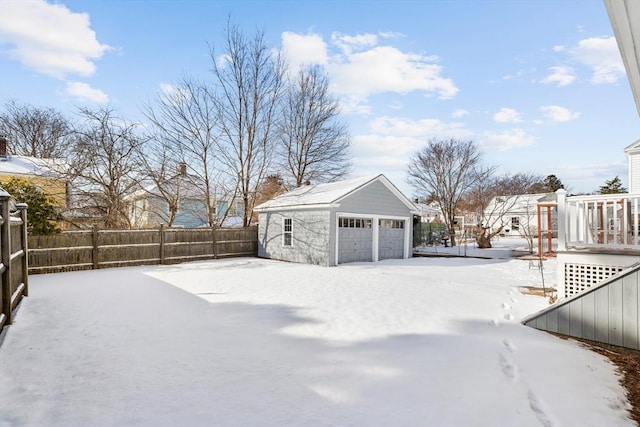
[210,21,285,226]
[466,172,545,249]
[141,76,232,227]
[69,107,144,229]
[279,65,351,187]
[407,139,493,246]
[0,99,72,158]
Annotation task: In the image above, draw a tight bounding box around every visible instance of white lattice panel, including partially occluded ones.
[564,263,625,297]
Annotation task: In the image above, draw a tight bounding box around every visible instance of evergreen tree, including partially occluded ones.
[0,178,61,235]
[599,176,627,194]
[542,174,564,192]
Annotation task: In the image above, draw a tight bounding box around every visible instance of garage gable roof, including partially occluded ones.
[255,174,415,212]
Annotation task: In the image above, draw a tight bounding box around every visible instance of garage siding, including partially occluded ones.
[258,209,331,266]
[338,180,410,217]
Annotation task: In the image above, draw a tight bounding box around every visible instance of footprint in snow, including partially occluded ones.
[504,313,514,321]
[528,389,557,427]
[499,353,519,382]
[501,302,511,310]
[502,338,517,353]
[510,296,517,303]
[489,318,500,327]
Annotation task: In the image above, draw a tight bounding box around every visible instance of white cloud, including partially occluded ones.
[64,81,109,104]
[452,109,469,118]
[541,66,576,87]
[368,116,472,139]
[493,108,522,123]
[329,45,458,100]
[552,45,565,53]
[331,32,379,55]
[282,31,458,113]
[571,36,625,84]
[281,32,328,70]
[539,105,581,122]
[158,82,190,104]
[501,70,524,80]
[0,0,111,79]
[481,129,536,151]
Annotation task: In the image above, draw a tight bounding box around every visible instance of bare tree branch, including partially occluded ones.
[0,99,72,158]
[278,65,351,187]
[210,21,285,226]
[69,107,144,229]
[407,138,492,245]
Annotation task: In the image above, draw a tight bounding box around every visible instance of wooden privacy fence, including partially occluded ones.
[0,191,28,332]
[28,225,258,274]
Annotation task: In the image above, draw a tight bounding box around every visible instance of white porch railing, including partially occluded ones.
[557,189,640,251]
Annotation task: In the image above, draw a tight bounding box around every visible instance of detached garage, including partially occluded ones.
[255,175,416,266]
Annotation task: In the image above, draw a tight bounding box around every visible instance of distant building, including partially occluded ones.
[127,165,243,228]
[0,135,67,209]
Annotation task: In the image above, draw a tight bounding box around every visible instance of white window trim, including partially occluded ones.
[283,217,293,247]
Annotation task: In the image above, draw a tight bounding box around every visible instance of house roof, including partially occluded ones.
[255,174,416,212]
[486,193,556,213]
[624,139,640,155]
[605,0,640,118]
[126,173,210,201]
[414,202,441,217]
[0,155,66,178]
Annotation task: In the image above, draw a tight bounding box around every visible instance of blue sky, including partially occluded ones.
[1,0,639,197]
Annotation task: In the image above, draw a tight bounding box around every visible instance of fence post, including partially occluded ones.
[212,225,218,259]
[0,191,12,325]
[17,203,28,297]
[159,224,165,264]
[92,225,99,269]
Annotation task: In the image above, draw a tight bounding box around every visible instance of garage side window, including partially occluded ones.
[283,218,293,246]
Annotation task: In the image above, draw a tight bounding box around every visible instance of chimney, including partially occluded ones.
[178,162,187,176]
[0,136,7,158]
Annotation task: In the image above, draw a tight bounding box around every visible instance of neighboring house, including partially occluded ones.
[414,202,441,223]
[483,193,556,237]
[524,0,640,350]
[625,139,640,193]
[255,174,416,266]
[0,137,67,209]
[127,168,243,228]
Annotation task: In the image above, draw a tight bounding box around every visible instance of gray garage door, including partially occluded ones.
[338,217,373,264]
[378,219,405,260]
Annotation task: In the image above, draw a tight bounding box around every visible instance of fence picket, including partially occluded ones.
[27,226,258,274]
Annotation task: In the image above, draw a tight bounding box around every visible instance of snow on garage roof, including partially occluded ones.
[255,174,415,211]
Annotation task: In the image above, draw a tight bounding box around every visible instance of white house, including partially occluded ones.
[255,175,416,266]
[483,193,556,237]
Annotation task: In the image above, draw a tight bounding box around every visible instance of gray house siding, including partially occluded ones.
[258,209,331,266]
[523,262,640,350]
[338,180,411,217]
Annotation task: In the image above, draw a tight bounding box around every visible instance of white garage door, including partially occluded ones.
[338,217,373,264]
[378,219,405,260]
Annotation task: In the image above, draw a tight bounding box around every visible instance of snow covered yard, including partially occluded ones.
[0,253,634,426]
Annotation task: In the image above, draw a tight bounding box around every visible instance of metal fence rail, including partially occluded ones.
[28,225,258,274]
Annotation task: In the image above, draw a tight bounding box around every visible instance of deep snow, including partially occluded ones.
[0,239,633,426]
